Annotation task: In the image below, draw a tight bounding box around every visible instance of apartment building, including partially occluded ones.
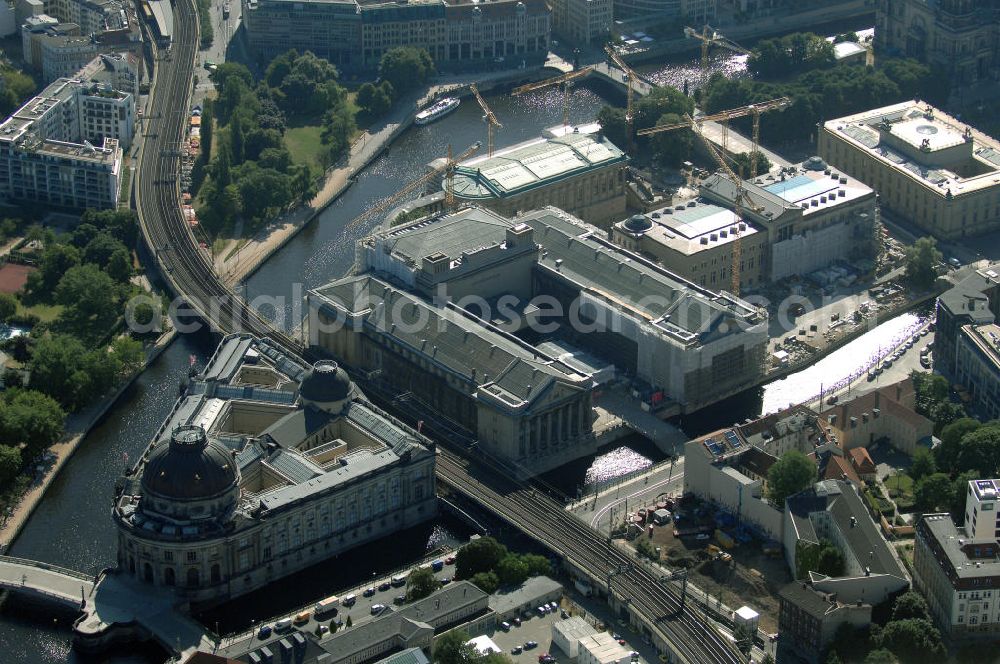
[0,53,135,209]
[915,496,1000,643]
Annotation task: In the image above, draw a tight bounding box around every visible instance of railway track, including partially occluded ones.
[134,0,298,349]
[133,4,743,661]
[435,449,743,664]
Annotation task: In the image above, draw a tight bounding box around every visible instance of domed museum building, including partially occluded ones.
[114,335,437,607]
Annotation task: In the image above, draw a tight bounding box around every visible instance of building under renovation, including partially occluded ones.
[309,206,767,472]
[610,157,879,291]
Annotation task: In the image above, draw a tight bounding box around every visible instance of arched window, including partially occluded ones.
[143,563,153,583]
[164,567,175,586]
[187,568,200,588]
[211,564,221,585]
[129,557,136,574]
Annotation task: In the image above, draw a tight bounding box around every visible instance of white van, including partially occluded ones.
[274,617,293,632]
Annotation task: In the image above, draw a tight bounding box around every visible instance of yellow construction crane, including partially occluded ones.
[470,83,502,158]
[638,96,790,177]
[512,66,595,127]
[655,113,764,296]
[683,25,750,89]
[347,142,480,231]
[604,45,642,151]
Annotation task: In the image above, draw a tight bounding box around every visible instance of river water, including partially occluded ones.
[0,37,888,660]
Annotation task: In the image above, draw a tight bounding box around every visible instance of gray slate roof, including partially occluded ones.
[521,208,760,343]
[312,275,589,409]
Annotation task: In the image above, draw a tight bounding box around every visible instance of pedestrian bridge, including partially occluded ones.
[0,555,94,607]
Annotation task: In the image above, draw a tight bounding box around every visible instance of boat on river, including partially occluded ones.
[415,97,459,125]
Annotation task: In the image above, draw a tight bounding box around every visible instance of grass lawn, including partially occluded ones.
[283,123,326,174]
[18,301,63,323]
[885,473,914,495]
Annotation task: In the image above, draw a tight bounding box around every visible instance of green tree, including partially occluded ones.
[650,113,691,166]
[379,47,435,94]
[406,567,441,601]
[345,615,352,628]
[863,650,896,664]
[767,450,816,507]
[201,101,214,160]
[55,265,119,341]
[521,553,550,577]
[955,425,1000,476]
[496,554,530,587]
[433,629,479,664]
[111,336,145,377]
[874,618,945,662]
[0,389,65,457]
[455,537,508,580]
[83,233,128,266]
[904,237,942,289]
[911,371,949,417]
[470,570,500,594]
[0,293,16,323]
[28,334,89,407]
[915,473,954,511]
[264,49,298,88]
[0,445,21,488]
[106,247,133,283]
[937,417,981,472]
[909,447,936,482]
[826,652,842,664]
[732,151,771,177]
[322,102,358,164]
[596,106,629,148]
[26,243,81,298]
[816,540,845,576]
[635,86,694,132]
[950,470,979,523]
[891,591,930,622]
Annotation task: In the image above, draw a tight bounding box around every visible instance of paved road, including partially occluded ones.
[568,459,686,536]
[219,555,459,655]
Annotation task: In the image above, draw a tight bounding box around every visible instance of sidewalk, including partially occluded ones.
[0,328,177,552]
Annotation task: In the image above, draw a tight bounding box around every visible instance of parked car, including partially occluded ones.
[440,577,451,585]
[378,581,392,592]
[695,533,710,541]
[512,617,522,627]
[371,604,386,615]
[293,611,311,625]
[257,625,272,640]
[524,640,538,650]
[500,622,511,632]
[511,646,523,655]
[445,556,456,565]
[274,618,293,632]
[363,587,376,598]
[342,594,357,607]
[393,595,406,605]
[432,559,444,572]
